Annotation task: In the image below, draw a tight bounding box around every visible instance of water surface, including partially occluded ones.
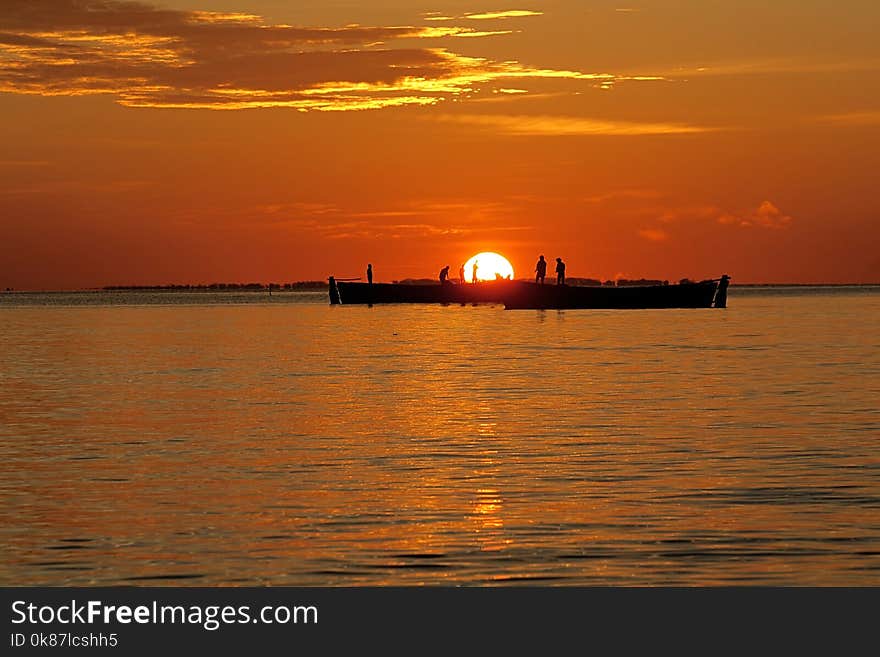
[1,287,878,585]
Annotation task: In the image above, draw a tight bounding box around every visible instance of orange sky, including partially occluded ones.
[1,0,879,289]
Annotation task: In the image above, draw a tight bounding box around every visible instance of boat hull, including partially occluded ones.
[503,280,720,310]
[332,279,723,309]
[334,280,510,305]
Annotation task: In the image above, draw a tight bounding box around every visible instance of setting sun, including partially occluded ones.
[463,252,515,282]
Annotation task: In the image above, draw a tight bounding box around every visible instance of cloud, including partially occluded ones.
[816,111,880,127]
[660,58,880,79]
[622,199,795,245]
[435,113,713,136]
[225,197,526,240]
[656,200,793,229]
[658,205,725,223]
[0,178,152,196]
[747,201,793,229]
[0,1,660,111]
[583,189,663,203]
[582,196,795,240]
[425,10,542,22]
[638,228,668,242]
[714,201,793,228]
[256,202,339,217]
[0,159,52,167]
[279,217,527,241]
[464,10,543,20]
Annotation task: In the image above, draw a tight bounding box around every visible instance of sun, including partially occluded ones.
[463,252,515,282]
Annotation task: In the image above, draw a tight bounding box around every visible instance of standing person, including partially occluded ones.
[367,263,373,285]
[458,263,465,284]
[439,265,450,284]
[472,260,479,284]
[555,257,566,285]
[535,255,547,284]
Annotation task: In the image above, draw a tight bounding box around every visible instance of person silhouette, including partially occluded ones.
[458,264,465,284]
[472,261,479,284]
[535,255,547,284]
[555,257,566,285]
[366,263,373,285]
[439,265,450,284]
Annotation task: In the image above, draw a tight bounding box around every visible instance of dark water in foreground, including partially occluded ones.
[1,287,878,585]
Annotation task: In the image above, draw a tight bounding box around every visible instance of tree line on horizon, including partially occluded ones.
[99,278,705,290]
[101,281,327,291]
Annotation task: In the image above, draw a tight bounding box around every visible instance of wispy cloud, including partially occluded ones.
[435,113,713,136]
[661,200,794,229]
[575,193,796,240]
[231,197,526,239]
[277,217,530,241]
[660,58,880,79]
[630,200,793,244]
[464,10,543,20]
[425,10,542,22]
[583,189,663,203]
[256,202,340,217]
[637,228,668,242]
[738,201,793,229]
[0,159,52,167]
[0,179,152,196]
[0,1,618,111]
[816,111,880,126]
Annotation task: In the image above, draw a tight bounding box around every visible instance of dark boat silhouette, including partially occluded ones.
[329,276,730,309]
[502,278,725,309]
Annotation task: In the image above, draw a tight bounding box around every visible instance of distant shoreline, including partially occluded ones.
[2,281,879,294]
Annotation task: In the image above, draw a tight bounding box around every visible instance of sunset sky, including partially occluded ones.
[2,0,879,289]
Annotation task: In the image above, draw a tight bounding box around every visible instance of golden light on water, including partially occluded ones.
[463,252,514,282]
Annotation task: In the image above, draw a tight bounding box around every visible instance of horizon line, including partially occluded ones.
[4,281,880,294]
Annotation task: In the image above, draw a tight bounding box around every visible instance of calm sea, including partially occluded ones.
[1,286,878,585]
